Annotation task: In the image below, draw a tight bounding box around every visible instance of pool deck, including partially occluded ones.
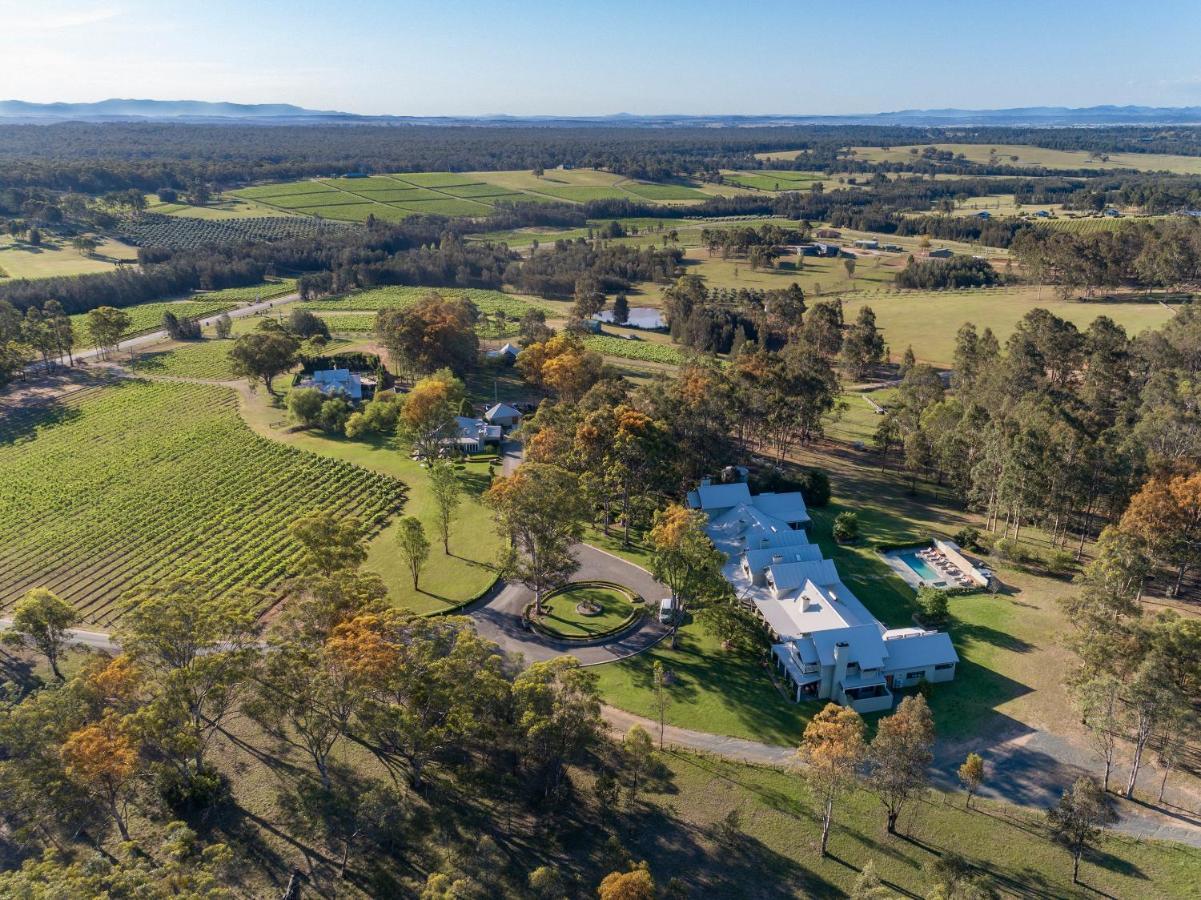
[881,539,989,591]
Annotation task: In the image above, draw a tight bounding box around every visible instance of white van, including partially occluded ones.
[658,598,675,624]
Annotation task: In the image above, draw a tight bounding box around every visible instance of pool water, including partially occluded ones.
[896,550,946,585]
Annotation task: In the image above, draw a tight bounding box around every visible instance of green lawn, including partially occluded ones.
[239,392,503,615]
[535,584,637,638]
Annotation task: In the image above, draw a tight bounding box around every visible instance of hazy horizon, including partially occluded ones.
[3,0,1201,118]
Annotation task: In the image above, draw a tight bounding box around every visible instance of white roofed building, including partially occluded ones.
[692,480,957,715]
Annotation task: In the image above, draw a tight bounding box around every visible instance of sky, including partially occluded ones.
[4,0,1201,117]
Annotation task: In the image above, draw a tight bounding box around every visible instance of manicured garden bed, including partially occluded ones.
[528,581,641,641]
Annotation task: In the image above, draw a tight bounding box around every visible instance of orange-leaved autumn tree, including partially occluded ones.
[798,702,866,856]
[1120,468,1201,596]
[516,332,602,402]
[649,503,728,647]
[399,368,466,462]
[598,862,655,900]
[61,713,140,841]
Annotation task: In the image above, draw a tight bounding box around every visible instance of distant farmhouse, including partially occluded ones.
[928,247,954,259]
[485,342,522,363]
[688,479,958,714]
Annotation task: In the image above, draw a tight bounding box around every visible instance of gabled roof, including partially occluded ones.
[743,543,824,573]
[812,624,887,670]
[690,481,752,511]
[485,402,521,421]
[767,559,840,593]
[751,491,811,525]
[882,630,959,669]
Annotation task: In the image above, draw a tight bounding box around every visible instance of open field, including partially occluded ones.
[850,143,1201,173]
[0,234,138,280]
[720,170,826,192]
[0,379,404,625]
[839,286,1178,367]
[583,332,686,365]
[144,193,297,219]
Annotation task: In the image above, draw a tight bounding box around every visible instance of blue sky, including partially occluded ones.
[3,0,1201,116]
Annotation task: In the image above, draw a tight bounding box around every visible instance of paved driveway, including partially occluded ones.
[464,543,670,666]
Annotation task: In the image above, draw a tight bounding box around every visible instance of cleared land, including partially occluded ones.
[850,143,1201,174]
[0,234,138,280]
[840,287,1176,367]
[0,379,404,625]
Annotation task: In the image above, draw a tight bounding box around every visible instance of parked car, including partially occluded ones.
[658,598,675,624]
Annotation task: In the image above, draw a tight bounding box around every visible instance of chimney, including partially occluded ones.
[771,554,784,564]
[833,641,850,689]
[700,477,712,487]
[801,594,812,612]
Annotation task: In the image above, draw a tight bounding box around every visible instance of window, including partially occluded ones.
[935,663,954,671]
[907,671,924,680]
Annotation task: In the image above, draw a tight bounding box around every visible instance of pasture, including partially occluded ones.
[849,142,1201,174]
[0,234,138,280]
[0,379,404,625]
[840,286,1177,367]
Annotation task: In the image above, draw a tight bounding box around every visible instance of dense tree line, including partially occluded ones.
[511,239,683,297]
[1010,217,1201,294]
[895,256,1001,290]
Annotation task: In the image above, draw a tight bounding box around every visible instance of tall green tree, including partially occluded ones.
[485,463,584,615]
[2,587,78,680]
[428,462,462,555]
[1046,777,1116,884]
[396,516,431,590]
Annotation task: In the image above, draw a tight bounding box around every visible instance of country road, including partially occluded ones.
[70,291,300,365]
[4,610,1200,847]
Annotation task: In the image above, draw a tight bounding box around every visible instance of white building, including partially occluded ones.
[690,481,958,715]
[445,416,503,453]
[304,367,363,401]
[484,402,523,429]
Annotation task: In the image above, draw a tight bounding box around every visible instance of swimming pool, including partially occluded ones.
[895,550,946,585]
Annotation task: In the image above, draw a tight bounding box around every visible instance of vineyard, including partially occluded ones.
[583,333,686,365]
[0,380,405,624]
[127,339,238,379]
[232,168,725,221]
[299,285,550,317]
[119,213,352,249]
[1040,216,1153,234]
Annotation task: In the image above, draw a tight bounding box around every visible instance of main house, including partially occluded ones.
[688,480,958,714]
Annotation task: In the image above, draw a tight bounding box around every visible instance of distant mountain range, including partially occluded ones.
[6,99,1201,127]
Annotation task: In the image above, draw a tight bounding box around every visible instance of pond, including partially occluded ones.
[592,307,665,330]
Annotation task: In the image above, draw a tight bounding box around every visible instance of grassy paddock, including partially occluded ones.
[850,142,1201,174]
[840,287,1177,367]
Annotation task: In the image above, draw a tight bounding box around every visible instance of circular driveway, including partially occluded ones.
[465,543,670,665]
